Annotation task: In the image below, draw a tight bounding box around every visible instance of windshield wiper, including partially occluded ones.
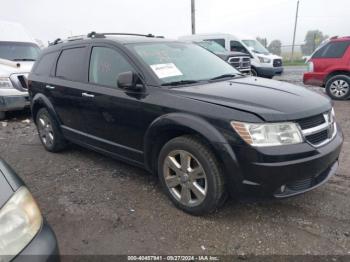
[210,74,240,81]
[13,58,36,61]
[161,80,199,87]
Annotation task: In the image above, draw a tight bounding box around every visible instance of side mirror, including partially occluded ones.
[117,71,143,91]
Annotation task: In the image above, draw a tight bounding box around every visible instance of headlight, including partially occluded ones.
[258,56,271,63]
[0,187,42,258]
[0,77,13,89]
[231,121,303,147]
[307,62,314,72]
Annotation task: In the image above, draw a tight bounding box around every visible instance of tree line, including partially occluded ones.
[256,30,329,56]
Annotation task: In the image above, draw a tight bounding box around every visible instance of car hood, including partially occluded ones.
[173,76,331,121]
[0,59,34,76]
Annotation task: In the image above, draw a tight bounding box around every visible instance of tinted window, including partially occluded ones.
[230,41,248,53]
[34,52,58,76]
[205,38,225,48]
[89,47,134,87]
[313,41,349,58]
[56,47,86,82]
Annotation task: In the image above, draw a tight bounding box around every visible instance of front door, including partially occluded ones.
[80,45,149,162]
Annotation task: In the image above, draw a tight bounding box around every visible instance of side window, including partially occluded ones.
[33,52,58,76]
[89,47,134,87]
[230,41,248,53]
[313,42,349,58]
[56,47,86,82]
[205,38,225,48]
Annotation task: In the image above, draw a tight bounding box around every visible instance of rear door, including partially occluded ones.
[47,46,89,132]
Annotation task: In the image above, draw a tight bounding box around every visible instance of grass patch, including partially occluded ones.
[283,60,307,66]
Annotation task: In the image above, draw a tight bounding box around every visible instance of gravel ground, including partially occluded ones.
[0,66,349,256]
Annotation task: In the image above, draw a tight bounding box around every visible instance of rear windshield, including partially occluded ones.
[0,41,41,61]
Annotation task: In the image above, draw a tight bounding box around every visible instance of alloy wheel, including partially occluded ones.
[330,79,349,98]
[163,150,207,207]
[37,114,54,147]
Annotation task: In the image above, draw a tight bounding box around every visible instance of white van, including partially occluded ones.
[0,21,41,120]
[179,33,283,78]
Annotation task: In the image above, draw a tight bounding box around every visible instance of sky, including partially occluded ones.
[1,0,349,46]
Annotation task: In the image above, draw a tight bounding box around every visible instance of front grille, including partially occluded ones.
[305,129,328,145]
[296,111,335,147]
[285,165,331,192]
[273,59,282,67]
[297,114,325,129]
[287,177,313,191]
[228,56,251,72]
[9,74,28,91]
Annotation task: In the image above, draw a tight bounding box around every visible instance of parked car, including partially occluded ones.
[191,40,251,75]
[303,36,350,100]
[0,21,41,120]
[28,32,342,215]
[0,158,59,261]
[179,33,283,78]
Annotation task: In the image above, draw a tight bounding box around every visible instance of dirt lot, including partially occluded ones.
[1,66,349,256]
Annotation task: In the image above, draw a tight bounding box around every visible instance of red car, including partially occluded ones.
[303,36,350,100]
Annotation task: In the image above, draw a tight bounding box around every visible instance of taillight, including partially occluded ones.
[307,62,314,72]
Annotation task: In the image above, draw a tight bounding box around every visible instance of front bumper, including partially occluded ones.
[256,66,284,78]
[13,221,59,262]
[0,94,30,112]
[231,127,343,197]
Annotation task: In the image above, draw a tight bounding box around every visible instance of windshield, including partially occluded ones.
[196,41,227,53]
[0,42,41,61]
[242,40,269,55]
[127,42,239,84]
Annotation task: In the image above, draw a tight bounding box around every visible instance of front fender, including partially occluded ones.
[144,113,244,192]
[31,93,61,125]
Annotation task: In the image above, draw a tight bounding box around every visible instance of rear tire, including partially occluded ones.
[325,75,350,100]
[158,135,226,215]
[36,108,67,152]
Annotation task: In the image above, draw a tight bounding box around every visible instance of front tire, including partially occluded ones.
[36,108,67,152]
[325,75,350,100]
[251,68,258,77]
[158,135,226,215]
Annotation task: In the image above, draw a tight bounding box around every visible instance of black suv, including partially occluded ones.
[28,32,343,215]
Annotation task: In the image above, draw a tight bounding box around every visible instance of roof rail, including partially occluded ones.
[48,38,63,46]
[87,31,164,39]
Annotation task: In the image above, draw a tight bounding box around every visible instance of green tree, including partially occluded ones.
[268,40,282,55]
[301,30,329,55]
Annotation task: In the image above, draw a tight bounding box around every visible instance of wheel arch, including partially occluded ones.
[31,93,61,125]
[144,113,243,192]
[325,70,350,84]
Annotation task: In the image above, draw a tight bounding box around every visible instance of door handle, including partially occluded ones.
[45,85,55,90]
[82,92,95,98]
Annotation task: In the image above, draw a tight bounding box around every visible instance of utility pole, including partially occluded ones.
[291,0,299,62]
[191,0,196,34]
